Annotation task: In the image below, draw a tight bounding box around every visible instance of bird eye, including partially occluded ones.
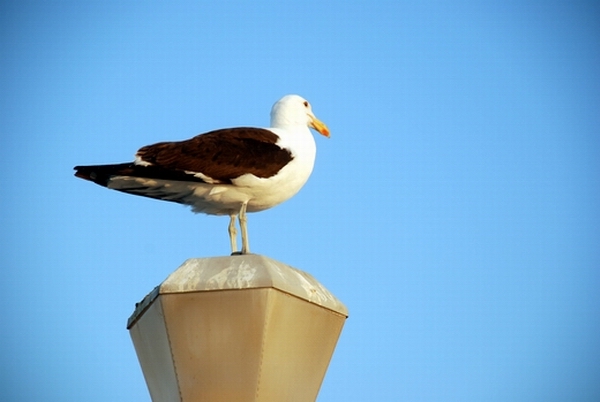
[303,101,309,108]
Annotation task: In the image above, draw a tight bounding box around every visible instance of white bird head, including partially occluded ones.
[270,95,330,137]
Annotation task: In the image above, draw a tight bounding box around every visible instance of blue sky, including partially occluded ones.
[1,1,599,401]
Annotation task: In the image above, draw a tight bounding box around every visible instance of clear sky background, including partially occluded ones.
[1,1,599,401]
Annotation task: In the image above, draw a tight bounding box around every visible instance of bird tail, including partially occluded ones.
[73,163,134,187]
[74,162,210,187]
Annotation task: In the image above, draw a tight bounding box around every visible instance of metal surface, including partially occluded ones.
[128,255,347,402]
[129,297,180,402]
[158,254,348,315]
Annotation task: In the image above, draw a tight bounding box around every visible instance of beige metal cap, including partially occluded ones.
[165,255,347,313]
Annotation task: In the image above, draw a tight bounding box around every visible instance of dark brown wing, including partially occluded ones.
[135,127,293,182]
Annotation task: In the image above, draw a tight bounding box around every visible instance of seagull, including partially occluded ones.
[74,94,329,254]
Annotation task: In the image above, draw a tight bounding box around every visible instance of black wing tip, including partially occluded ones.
[73,162,212,186]
[73,163,132,186]
[73,165,95,181]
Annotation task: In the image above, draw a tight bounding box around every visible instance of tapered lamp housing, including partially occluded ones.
[127,255,348,402]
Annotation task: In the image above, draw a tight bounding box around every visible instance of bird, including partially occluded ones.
[74,94,330,254]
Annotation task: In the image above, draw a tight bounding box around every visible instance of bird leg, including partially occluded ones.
[228,214,238,254]
[239,202,250,254]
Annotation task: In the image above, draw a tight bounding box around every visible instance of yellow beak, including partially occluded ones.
[309,115,330,138]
